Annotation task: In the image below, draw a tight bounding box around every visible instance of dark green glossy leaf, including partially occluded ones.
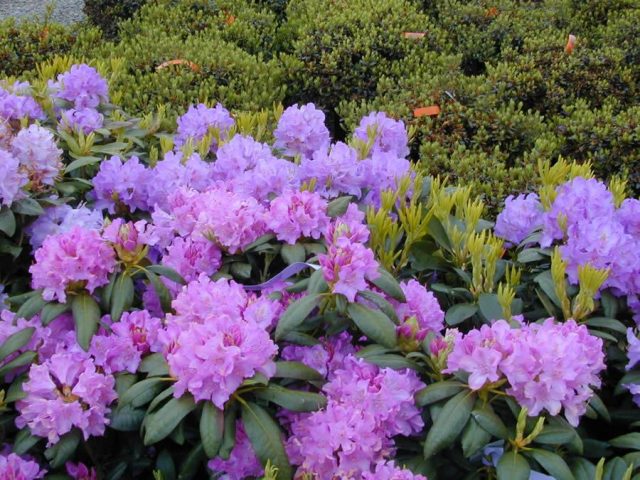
[241,401,292,479]
[12,198,44,216]
[528,449,575,480]
[281,244,306,265]
[424,390,476,458]
[0,327,34,362]
[146,270,172,313]
[16,291,46,320]
[0,207,16,236]
[200,402,224,458]
[255,384,327,412]
[416,381,466,407]
[275,293,322,340]
[347,303,397,348]
[497,451,530,480]
[120,377,169,409]
[44,430,81,468]
[40,302,70,325]
[445,303,478,326]
[0,350,36,377]
[369,267,406,302]
[71,293,101,350]
[144,395,196,445]
[148,265,186,285]
[326,196,352,217]
[472,404,509,440]
[610,433,640,450]
[274,361,324,381]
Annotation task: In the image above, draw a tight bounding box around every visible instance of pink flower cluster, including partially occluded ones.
[393,280,445,344]
[207,422,264,479]
[267,189,329,244]
[445,319,605,426]
[0,451,45,479]
[163,276,279,408]
[16,350,117,445]
[286,353,425,477]
[30,227,116,303]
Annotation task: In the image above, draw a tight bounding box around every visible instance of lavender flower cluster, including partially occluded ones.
[0,63,636,479]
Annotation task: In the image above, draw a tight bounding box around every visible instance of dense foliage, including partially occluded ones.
[1,0,638,207]
[0,62,640,480]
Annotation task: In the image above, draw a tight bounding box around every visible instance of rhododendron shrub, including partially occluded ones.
[0,64,639,480]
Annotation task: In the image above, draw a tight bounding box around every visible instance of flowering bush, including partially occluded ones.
[0,63,640,480]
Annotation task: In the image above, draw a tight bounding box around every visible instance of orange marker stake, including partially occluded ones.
[413,105,441,118]
[565,34,576,54]
[402,32,426,40]
[485,7,499,17]
[156,59,201,73]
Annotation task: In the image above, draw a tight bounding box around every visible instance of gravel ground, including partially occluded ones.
[0,0,85,24]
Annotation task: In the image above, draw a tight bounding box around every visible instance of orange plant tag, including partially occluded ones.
[225,14,236,26]
[156,59,201,73]
[485,7,499,17]
[402,32,426,39]
[413,105,441,117]
[565,34,576,54]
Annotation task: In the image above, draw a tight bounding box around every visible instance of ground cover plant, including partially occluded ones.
[0,62,640,480]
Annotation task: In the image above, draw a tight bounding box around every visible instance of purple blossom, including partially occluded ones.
[359,151,412,207]
[393,280,444,344]
[325,203,370,244]
[319,236,380,302]
[16,350,117,445]
[494,193,543,245]
[192,188,268,254]
[286,355,424,477]
[51,64,109,109]
[26,204,103,250]
[207,422,263,479]
[0,149,27,206]
[354,112,410,158]
[60,108,104,134]
[148,151,212,210]
[281,332,356,379]
[0,452,45,479]
[445,319,605,426]
[174,103,234,152]
[30,227,116,303]
[618,198,640,237]
[0,82,44,122]
[626,328,640,371]
[91,156,151,213]
[267,189,329,244]
[274,103,330,158]
[541,177,615,247]
[11,124,62,187]
[162,235,221,283]
[66,462,97,480]
[164,313,277,408]
[363,461,428,480]
[299,142,363,198]
[213,134,275,179]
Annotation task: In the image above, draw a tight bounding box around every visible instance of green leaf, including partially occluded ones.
[120,378,169,409]
[497,451,531,480]
[91,141,129,155]
[177,444,205,480]
[156,450,177,480]
[280,332,320,346]
[200,402,224,458]
[600,290,619,319]
[0,327,34,362]
[424,390,476,457]
[416,381,466,407]
[44,430,81,468]
[528,449,575,480]
[16,291,46,320]
[40,302,70,325]
[585,317,627,334]
[231,262,252,279]
[281,244,306,265]
[534,271,562,308]
[472,404,509,440]
[274,293,322,341]
[369,267,406,302]
[307,268,329,294]
[144,395,196,445]
[571,458,596,480]
[326,196,352,218]
[609,433,640,450]
[0,207,16,236]
[535,425,577,445]
[255,385,327,412]
[428,217,451,250]
[478,293,503,322]
[147,265,186,285]
[12,198,44,216]
[13,428,40,455]
[461,417,492,457]
[603,457,629,480]
[347,303,397,348]
[241,401,293,479]
[219,405,238,460]
[445,303,478,326]
[356,290,399,323]
[363,354,420,371]
[64,155,102,173]
[110,404,145,431]
[0,351,36,377]
[145,270,172,313]
[274,361,324,381]
[588,394,611,422]
[517,248,545,263]
[111,274,134,322]
[71,293,101,350]
[139,353,170,377]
